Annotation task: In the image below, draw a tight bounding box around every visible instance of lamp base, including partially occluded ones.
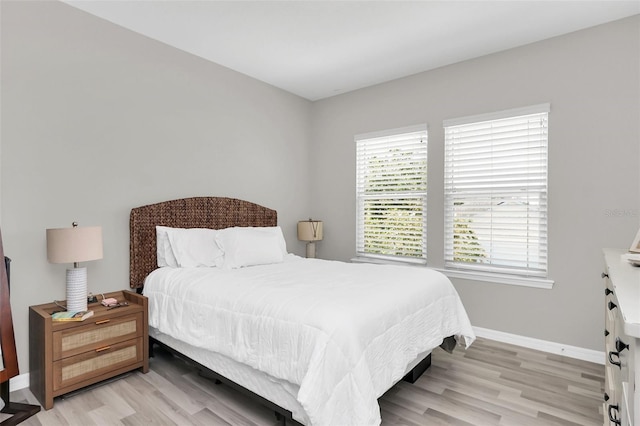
[66,267,87,312]
[306,242,317,258]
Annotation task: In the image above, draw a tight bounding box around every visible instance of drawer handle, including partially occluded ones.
[615,338,629,353]
[605,329,610,337]
[608,351,621,368]
[604,392,609,402]
[95,346,111,353]
[608,301,617,311]
[608,404,621,425]
[602,272,609,279]
[605,287,613,296]
[95,319,111,325]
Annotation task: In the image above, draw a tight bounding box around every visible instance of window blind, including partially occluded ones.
[444,105,549,277]
[356,125,427,263]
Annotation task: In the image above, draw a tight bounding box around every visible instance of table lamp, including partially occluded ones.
[46,222,103,312]
[297,219,323,258]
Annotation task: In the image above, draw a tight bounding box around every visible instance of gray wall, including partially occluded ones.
[1,1,312,371]
[310,15,640,351]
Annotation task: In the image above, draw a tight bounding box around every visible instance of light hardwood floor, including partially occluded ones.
[5,337,604,425]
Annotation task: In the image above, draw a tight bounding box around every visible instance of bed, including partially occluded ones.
[129,197,475,426]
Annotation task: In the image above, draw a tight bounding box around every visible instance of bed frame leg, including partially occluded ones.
[195,368,222,385]
[402,353,432,384]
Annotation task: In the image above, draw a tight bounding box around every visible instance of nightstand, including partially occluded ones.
[29,290,148,410]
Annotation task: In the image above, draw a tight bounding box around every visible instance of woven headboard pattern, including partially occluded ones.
[129,197,277,289]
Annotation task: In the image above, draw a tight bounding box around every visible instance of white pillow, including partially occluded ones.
[156,226,179,267]
[215,226,287,269]
[165,227,223,268]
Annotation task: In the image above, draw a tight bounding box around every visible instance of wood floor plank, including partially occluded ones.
[422,409,476,426]
[11,337,604,425]
[87,404,127,426]
[139,370,205,416]
[191,406,242,426]
[497,388,602,426]
[88,384,137,419]
[438,388,540,425]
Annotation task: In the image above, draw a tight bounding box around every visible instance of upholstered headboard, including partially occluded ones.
[129,197,277,290]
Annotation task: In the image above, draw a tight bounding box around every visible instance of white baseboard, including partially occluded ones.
[473,326,605,365]
[9,373,30,391]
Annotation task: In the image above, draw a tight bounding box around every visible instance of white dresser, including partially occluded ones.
[603,249,640,426]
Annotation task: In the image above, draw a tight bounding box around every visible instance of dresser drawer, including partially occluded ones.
[53,312,143,360]
[53,337,143,391]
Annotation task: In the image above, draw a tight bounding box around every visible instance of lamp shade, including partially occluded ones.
[46,225,103,264]
[297,220,323,242]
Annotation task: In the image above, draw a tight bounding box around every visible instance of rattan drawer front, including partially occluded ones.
[53,337,143,391]
[53,312,143,360]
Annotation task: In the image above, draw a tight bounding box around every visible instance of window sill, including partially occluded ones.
[350,256,426,267]
[351,257,554,289]
[433,268,554,289]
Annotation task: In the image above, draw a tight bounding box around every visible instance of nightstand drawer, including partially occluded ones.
[53,337,143,391]
[53,312,143,360]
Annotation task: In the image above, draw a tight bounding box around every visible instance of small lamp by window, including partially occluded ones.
[46,222,103,312]
[297,219,323,258]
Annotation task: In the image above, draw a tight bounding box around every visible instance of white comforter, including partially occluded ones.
[144,256,474,426]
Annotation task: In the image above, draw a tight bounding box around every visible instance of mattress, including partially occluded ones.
[144,256,475,425]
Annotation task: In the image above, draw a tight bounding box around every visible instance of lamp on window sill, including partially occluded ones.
[46,222,103,312]
[297,219,323,258]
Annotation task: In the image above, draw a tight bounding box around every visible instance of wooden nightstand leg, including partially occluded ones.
[148,336,155,358]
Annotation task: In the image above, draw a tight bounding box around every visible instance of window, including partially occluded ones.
[444,104,549,277]
[356,125,428,264]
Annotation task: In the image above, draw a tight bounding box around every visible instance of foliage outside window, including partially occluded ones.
[444,104,549,277]
[356,125,427,263]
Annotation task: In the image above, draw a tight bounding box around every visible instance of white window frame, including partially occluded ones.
[355,124,428,264]
[443,104,552,288]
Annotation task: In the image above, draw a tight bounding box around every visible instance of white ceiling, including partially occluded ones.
[62,0,640,101]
